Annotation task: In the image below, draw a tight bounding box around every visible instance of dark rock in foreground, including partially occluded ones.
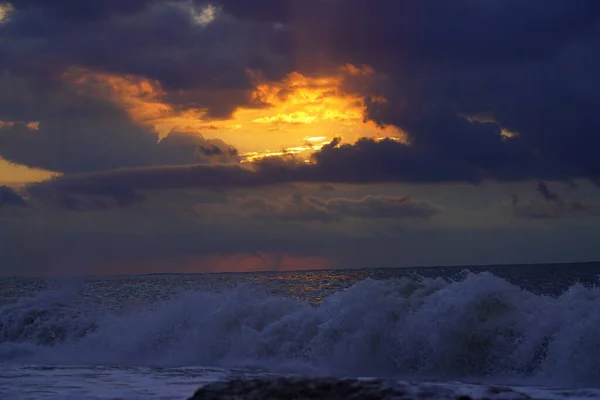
[188,377,533,400]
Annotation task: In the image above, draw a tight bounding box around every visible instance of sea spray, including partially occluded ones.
[2,272,600,387]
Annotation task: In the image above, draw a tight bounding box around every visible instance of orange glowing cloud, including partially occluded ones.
[0,120,52,183]
[64,68,206,130]
[250,71,363,124]
[0,158,56,184]
[64,65,402,163]
[234,66,402,160]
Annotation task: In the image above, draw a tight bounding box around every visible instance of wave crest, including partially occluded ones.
[2,272,600,386]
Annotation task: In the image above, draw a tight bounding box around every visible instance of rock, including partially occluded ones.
[188,377,535,400]
[188,377,404,400]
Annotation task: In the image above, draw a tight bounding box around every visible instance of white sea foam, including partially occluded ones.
[2,272,600,388]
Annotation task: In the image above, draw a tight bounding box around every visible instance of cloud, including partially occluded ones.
[536,181,563,203]
[231,193,441,222]
[0,1,281,175]
[0,71,161,173]
[0,185,28,207]
[157,129,240,165]
[4,178,600,275]
[4,0,600,276]
[510,180,600,219]
[4,187,600,276]
[311,136,545,183]
[10,0,156,21]
[1,0,600,187]
[57,191,145,211]
[348,5,600,182]
[23,137,582,206]
[0,76,240,174]
[26,164,256,203]
[511,182,600,219]
[0,1,287,116]
[511,195,600,219]
[220,0,600,181]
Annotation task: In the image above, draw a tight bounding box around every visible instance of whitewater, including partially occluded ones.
[2,264,600,399]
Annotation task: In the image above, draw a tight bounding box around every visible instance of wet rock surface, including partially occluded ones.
[187,377,534,400]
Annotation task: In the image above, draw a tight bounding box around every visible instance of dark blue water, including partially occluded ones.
[2,263,600,399]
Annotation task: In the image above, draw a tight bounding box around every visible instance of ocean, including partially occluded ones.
[2,263,600,399]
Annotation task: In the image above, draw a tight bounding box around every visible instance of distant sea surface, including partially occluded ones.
[2,263,600,399]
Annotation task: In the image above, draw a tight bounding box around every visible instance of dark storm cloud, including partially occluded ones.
[536,181,563,203]
[0,118,240,174]
[219,0,600,64]
[0,73,240,174]
[0,0,288,118]
[215,0,290,23]
[0,186,28,207]
[22,137,585,203]
[0,104,160,174]
[331,1,600,182]
[219,0,600,182]
[157,129,240,165]
[511,195,600,220]
[511,181,600,219]
[232,193,440,222]
[2,0,600,184]
[26,165,260,204]
[8,0,156,21]
[311,137,553,183]
[57,190,145,211]
[0,1,272,174]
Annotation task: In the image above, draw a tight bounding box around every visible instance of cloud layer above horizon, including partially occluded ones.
[1,0,600,275]
[1,0,600,182]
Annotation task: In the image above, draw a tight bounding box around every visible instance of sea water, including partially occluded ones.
[2,264,600,399]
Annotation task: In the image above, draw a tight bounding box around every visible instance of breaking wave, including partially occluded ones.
[2,272,600,387]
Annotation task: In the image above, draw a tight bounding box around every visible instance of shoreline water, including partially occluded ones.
[3,266,600,399]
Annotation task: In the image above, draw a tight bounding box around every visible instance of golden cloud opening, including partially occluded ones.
[62,65,403,163]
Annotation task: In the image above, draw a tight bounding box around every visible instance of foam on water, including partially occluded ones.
[4,365,600,400]
[2,272,600,389]
[0,365,233,400]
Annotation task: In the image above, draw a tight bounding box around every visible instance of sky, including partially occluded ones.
[1,0,600,276]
